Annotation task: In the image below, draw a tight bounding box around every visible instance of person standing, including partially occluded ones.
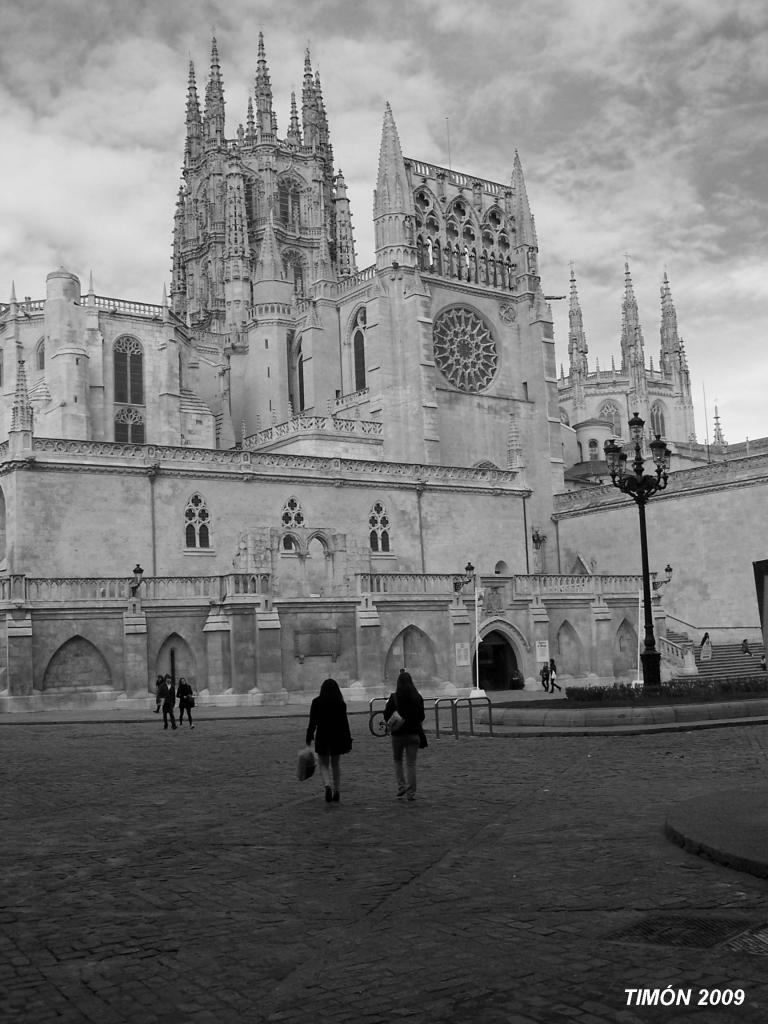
[161,673,177,731]
[700,633,713,662]
[305,678,353,803]
[539,663,550,692]
[384,669,425,802]
[548,658,562,694]
[153,674,164,713]
[177,676,195,729]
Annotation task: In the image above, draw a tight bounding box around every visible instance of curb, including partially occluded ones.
[664,788,768,880]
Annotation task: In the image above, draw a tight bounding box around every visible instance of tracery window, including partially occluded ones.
[599,401,623,437]
[114,336,145,443]
[114,336,144,405]
[281,496,305,529]
[184,493,211,549]
[433,306,498,393]
[278,179,301,228]
[114,406,145,444]
[650,402,666,438]
[369,501,390,553]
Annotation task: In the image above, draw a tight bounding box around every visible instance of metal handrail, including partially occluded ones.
[453,695,493,737]
[433,696,457,739]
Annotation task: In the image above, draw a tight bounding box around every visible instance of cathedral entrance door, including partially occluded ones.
[472,630,519,690]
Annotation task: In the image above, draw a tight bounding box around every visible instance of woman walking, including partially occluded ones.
[177,676,195,728]
[305,678,353,803]
[548,658,562,693]
[384,669,426,802]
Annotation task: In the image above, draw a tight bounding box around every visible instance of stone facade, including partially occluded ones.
[0,32,760,708]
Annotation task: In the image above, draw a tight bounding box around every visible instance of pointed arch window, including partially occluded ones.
[114,336,144,405]
[599,401,623,437]
[114,335,145,443]
[278,179,301,228]
[369,501,391,553]
[36,339,45,371]
[650,402,666,438]
[184,492,211,549]
[352,307,366,392]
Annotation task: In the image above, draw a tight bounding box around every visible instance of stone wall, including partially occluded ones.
[554,454,768,635]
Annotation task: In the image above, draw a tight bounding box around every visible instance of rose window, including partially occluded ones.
[433,306,498,392]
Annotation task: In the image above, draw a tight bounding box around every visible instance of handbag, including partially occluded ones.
[297,746,316,781]
[386,710,405,733]
[188,696,196,708]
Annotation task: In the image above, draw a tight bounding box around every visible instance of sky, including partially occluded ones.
[1,0,767,443]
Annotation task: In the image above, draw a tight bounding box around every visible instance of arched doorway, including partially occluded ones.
[472,630,521,690]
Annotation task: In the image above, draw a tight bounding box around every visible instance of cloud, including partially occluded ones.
[0,0,766,441]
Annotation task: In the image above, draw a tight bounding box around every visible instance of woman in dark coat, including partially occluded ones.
[176,676,195,729]
[306,678,353,803]
[383,669,425,801]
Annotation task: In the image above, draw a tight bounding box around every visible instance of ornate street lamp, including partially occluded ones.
[604,413,671,689]
[130,563,144,598]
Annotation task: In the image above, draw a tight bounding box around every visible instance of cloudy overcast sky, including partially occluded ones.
[1,0,767,442]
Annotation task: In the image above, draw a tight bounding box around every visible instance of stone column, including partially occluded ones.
[123,596,149,697]
[254,605,285,700]
[6,610,34,695]
[203,607,232,694]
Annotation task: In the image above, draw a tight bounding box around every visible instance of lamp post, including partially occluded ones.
[454,561,481,692]
[604,413,671,690]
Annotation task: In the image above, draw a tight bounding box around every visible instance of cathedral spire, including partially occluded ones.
[301,48,319,147]
[256,210,283,281]
[287,90,302,144]
[184,60,203,164]
[334,169,357,278]
[245,96,255,142]
[254,31,275,137]
[203,36,225,145]
[620,260,645,373]
[659,270,680,376]
[373,103,415,269]
[567,268,588,377]
[171,184,186,311]
[10,359,33,434]
[511,151,539,285]
[712,406,727,448]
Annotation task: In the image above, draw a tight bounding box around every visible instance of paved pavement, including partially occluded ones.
[2,709,768,1023]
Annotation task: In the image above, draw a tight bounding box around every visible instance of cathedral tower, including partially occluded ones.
[170,36,356,438]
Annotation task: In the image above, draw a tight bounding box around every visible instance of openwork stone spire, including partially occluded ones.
[203,37,225,143]
[620,260,645,372]
[568,268,588,377]
[659,270,680,376]
[11,359,33,433]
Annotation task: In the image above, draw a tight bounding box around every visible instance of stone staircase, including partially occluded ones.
[666,630,765,678]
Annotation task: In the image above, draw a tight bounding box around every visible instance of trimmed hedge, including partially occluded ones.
[564,676,768,704]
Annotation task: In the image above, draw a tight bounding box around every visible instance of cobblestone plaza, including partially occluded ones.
[3,715,768,1022]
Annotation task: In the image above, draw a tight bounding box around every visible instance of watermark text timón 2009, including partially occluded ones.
[625,987,746,1007]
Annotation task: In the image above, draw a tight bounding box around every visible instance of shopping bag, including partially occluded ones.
[297,747,317,781]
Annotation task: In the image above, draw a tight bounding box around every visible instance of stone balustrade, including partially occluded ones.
[244,414,383,449]
[3,573,271,604]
